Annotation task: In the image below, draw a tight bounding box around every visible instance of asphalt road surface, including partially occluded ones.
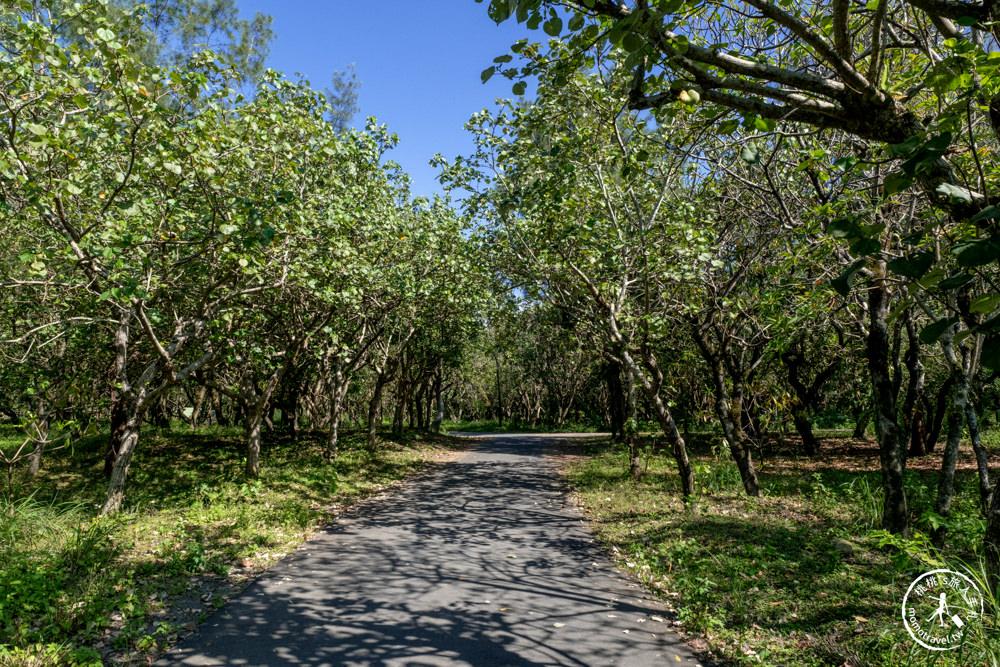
[158,433,705,666]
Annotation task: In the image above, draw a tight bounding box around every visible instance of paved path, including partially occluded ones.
[158,434,704,666]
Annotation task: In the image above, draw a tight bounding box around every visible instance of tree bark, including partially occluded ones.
[852,404,871,440]
[605,357,626,441]
[367,375,388,453]
[105,388,129,478]
[932,401,963,548]
[101,409,142,515]
[431,369,445,433]
[966,403,992,515]
[26,415,49,480]
[245,407,263,479]
[621,348,695,498]
[926,376,955,452]
[190,384,207,431]
[900,311,925,461]
[692,328,761,497]
[790,405,819,456]
[326,357,349,459]
[866,268,908,534]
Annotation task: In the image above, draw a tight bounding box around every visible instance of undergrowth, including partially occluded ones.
[567,438,1000,666]
[0,426,458,665]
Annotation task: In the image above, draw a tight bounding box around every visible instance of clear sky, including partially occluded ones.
[236,1,535,200]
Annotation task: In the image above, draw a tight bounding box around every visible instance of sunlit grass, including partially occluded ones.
[567,439,999,666]
[0,425,460,665]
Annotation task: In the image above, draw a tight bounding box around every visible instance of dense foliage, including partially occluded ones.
[8,0,1000,662]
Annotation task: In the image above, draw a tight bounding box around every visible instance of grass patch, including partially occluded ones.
[566,437,1000,666]
[0,426,461,665]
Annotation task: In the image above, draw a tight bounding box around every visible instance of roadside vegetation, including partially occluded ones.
[0,423,460,666]
[568,434,1000,666]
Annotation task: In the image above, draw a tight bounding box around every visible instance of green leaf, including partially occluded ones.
[481,66,496,84]
[936,182,972,203]
[568,13,584,31]
[739,144,760,164]
[718,119,739,135]
[753,116,776,132]
[889,135,922,156]
[833,156,858,171]
[849,238,881,256]
[882,172,912,196]
[981,336,1000,371]
[917,268,946,289]
[95,28,115,42]
[830,259,865,297]
[622,32,644,52]
[970,294,1000,314]
[937,272,975,291]
[543,16,563,36]
[970,206,1000,224]
[953,238,1000,267]
[512,81,527,96]
[828,217,860,240]
[886,252,934,279]
[919,317,959,345]
[488,0,515,23]
[25,123,47,136]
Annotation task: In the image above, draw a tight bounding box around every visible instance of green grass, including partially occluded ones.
[0,425,461,665]
[566,438,1000,666]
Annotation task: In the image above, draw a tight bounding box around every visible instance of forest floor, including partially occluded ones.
[0,424,466,666]
[564,433,1000,667]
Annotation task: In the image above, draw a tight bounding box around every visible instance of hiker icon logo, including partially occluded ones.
[902,569,983,651]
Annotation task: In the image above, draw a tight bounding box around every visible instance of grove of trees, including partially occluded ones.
[7,0,1000,653]
[445,0,1000,594]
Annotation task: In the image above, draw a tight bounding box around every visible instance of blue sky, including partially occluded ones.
[236,1,535,200]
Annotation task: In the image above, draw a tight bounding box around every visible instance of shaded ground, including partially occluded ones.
[157,434,706,666]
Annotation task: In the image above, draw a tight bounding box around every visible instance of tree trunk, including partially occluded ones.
[190,384,207,431]
[900,311,925,460]
[704,347,760,497]
[852,405,871,440]
[101,411,142,515]
[26,416,49,479]
[790,404,820,456]
[605,358,625,440]
[908,398,929,457]
[326,359,349,460]
[414,382,425,430]
[966,403,992,515]
[867,269,908,534]
[105,389,129,478]
[925,376,955,452]
[623,348,695,499]
[367,376,388,453]
[245,406,263,479]
[932,402,963,548]
[431,371,444,433]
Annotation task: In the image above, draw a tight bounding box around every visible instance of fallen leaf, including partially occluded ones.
[553,622,565,628]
